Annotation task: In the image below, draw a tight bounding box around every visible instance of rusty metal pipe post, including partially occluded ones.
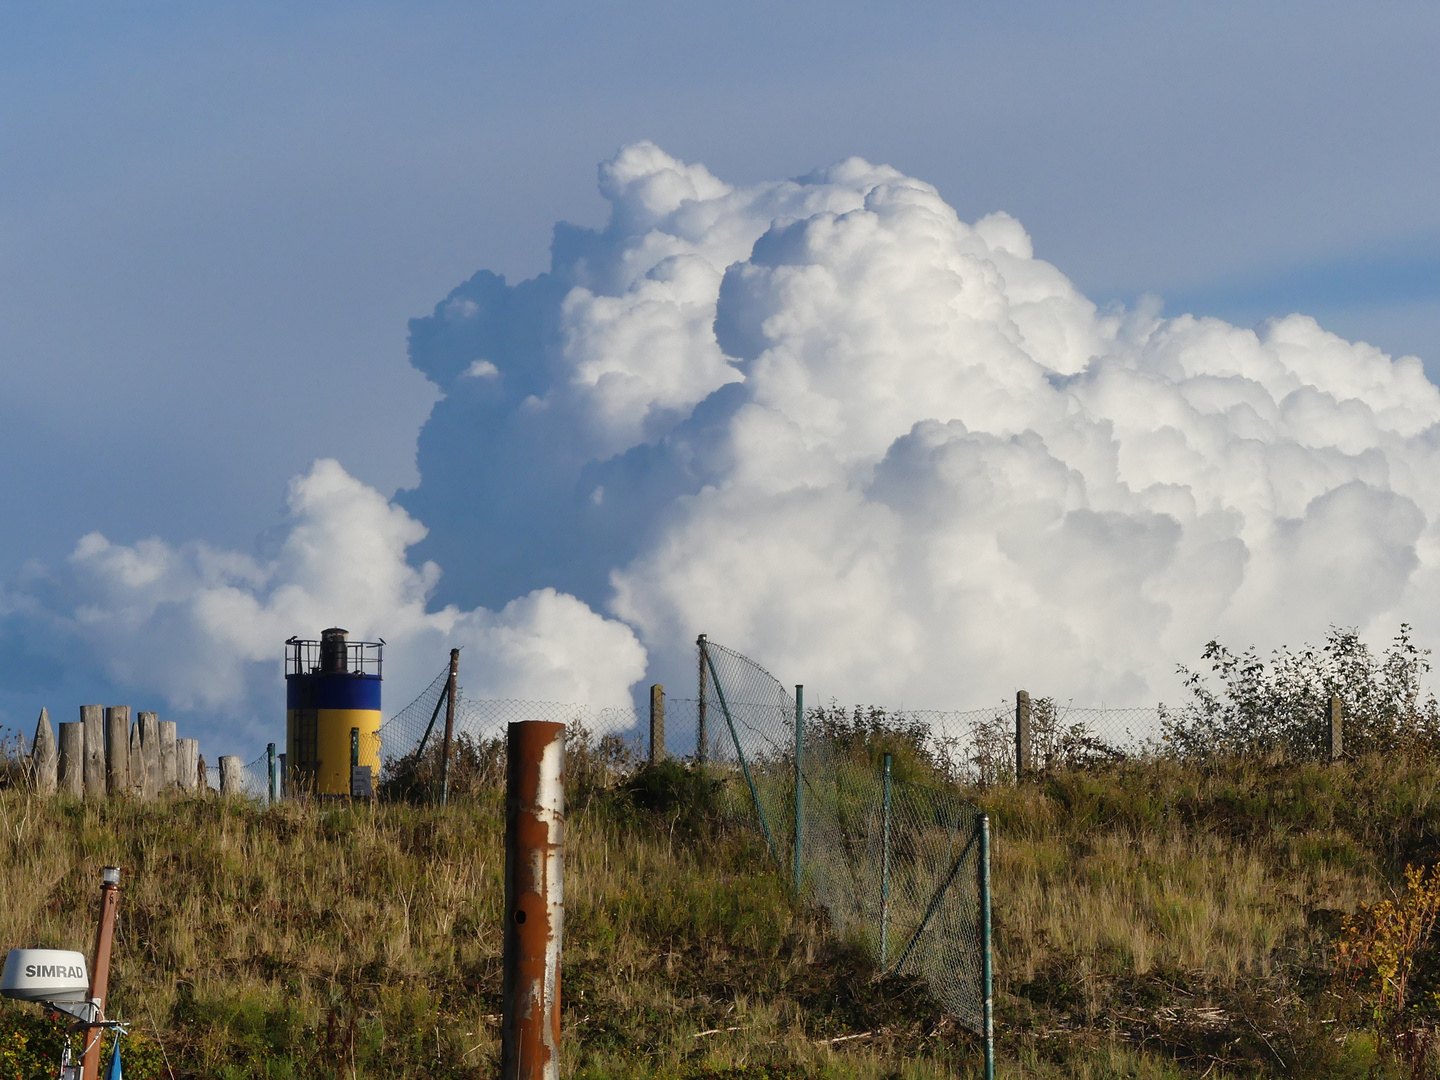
[81,866,121,1080]
[501,721,565,1080]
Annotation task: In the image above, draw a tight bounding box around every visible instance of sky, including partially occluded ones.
[3,2,1440,757]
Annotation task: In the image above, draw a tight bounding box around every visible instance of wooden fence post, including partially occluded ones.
[59,723,85,797]
[440,648,459,805]
[81,705,105,800]
[697,634,709,766]
[31,708,57,796]
[160,721,178,791]
[1330,696,1344,761]
[105,706,130,797]
[219,755,243,797]
[177,739,200,793]
[129,722,143,796]
[138,712,161,799]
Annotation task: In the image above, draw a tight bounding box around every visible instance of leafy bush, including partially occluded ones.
[565,722,643,808]
[966,698,1126,784]
[0,1011,165,1080]
[623,759,720,817]
[382,723,641,807]
[380,730,505,802]
[1336,863,1440,1021]
[1163,624,1440,759]
[805,703,951,786]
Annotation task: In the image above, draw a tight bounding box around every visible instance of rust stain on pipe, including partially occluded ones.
[502,721,565,1080]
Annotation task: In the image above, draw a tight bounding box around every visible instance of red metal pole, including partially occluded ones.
[501,721,565,1080]
[81,867,121,1080]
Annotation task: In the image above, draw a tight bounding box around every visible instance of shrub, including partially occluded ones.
[1337,863,1440,1021]
[1163,624,1440,759]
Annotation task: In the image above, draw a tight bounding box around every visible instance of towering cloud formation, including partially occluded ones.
[15,142,1440,737]
[402,142,1440,707]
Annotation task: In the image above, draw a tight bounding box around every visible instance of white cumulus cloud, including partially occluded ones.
[64,459,647,725]
[402,142,1440,708]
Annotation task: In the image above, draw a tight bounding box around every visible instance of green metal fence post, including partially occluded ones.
[350,728,359,769]
[981,812,994,1080]
[267,742,277,805]
[414,680,449,757]
[697,634,709,766]
[794,684,803,895]
[881,752,892,969]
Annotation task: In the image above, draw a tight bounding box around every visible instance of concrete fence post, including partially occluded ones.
[59,722,85,797]
[218,755,243,797]
[31,708,57,796]
[105,706,130,797]
[1015,690,1033,780]
[649,684,665,764]
[1330,696,1344,761]
[159,721,178,791]
[81,705,106,800]
[501,720,566,1080]
[176,739,200,793]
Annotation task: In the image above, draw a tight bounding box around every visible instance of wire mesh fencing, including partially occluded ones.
[375,665,647,801]
[358,645,1163,1036]
[692,638,993,1036]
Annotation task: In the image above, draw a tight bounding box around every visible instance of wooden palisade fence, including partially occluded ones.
[27,704,210,798]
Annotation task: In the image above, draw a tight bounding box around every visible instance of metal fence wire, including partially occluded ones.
[373,666,645,799]
[697,639,990,1036]
[362,644,992,1032]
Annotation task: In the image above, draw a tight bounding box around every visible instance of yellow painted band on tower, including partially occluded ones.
[315,708,382,795]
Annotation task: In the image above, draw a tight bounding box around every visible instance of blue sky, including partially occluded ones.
[2,2,1439,749]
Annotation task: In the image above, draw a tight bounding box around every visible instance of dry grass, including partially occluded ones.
[1,752,1437,1077]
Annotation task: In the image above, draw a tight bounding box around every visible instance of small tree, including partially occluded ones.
[1163,624,1440,759]
[1337,864,1440,1022]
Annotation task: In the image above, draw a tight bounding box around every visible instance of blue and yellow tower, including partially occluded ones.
[285,628,382,795]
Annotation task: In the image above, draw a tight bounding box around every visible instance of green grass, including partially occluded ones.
[2,753,1440,1077]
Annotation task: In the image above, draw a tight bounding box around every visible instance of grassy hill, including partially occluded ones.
[2,750,1439,1078]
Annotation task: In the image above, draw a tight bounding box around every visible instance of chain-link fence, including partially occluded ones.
[692,640,994,1038]
[916,701,1166,782]
[352,647,1177,1040]
[371,664,647,801]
